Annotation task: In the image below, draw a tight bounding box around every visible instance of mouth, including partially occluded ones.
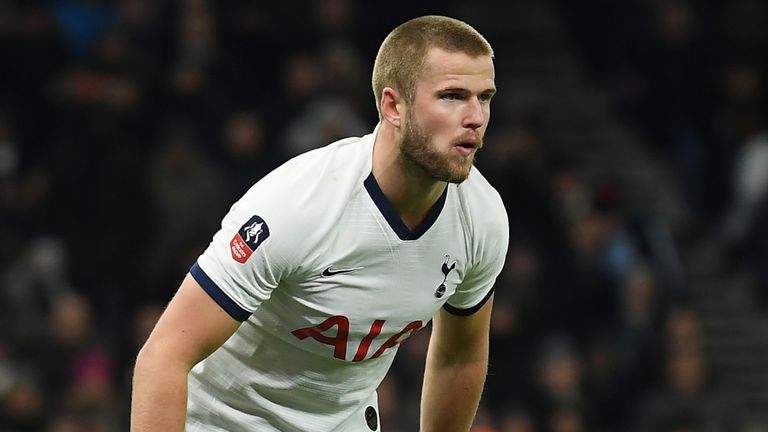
[453,137,480,156]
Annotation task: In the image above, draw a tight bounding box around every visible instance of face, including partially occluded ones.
[399,47,495,183]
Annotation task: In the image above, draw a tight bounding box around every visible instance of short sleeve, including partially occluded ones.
[444,201,509,316]
[188,137,369,322]
[192,189,297,322]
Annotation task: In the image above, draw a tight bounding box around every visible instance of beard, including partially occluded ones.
[399,111,480,184]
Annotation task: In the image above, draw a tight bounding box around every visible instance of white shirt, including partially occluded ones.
[186,126,509,431]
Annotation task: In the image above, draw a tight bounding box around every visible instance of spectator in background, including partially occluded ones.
[720,106,768,306]
[633,350,726,432]
[143,122,226,300]
[582,332,630,431]
[591,254,672,426]
[499,407,534,432]
[8,291,119,431]
[548,406,585,432]
[281,42,369,157]
[530,335,590,430]
[35,294,100,401]
[633,306,729,431]
[217,109,281,202]
[664,306,703,357]
[171,0,216,99]
[0,375,45,432]
[58,350,117,431]
[2,238,73,345]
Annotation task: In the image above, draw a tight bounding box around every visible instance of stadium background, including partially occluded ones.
[1,0,767,431]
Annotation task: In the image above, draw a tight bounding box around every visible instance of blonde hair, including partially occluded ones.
[372,15,494,118]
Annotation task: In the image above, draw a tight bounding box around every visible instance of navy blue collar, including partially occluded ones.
[363,173,448,241]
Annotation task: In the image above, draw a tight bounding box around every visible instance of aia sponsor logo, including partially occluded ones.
[292,316,423,362]
[230,215,270,263]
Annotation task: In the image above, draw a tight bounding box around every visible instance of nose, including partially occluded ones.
[463,96,486,130]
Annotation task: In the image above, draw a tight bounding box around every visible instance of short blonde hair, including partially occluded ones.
[372,15,494,118]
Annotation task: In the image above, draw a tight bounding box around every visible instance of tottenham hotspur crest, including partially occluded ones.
[230,215,271,263]
[435,254,457,298]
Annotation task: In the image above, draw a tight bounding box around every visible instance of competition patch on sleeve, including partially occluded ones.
[230,215,270,263]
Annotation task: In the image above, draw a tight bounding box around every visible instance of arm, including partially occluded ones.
[420,295,493,432]
[131,273,242,431]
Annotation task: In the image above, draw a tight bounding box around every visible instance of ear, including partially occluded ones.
[380,87,404,128]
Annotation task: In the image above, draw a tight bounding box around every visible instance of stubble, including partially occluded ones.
[399,111,478,184]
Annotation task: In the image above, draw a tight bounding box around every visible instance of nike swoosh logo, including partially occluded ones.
[321,266,364,277]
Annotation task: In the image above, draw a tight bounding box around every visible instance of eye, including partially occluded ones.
[479,93,494,103]
[441,92,460,101]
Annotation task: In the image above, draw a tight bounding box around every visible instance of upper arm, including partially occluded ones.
[138,273,242,370]
[430,295,494,364]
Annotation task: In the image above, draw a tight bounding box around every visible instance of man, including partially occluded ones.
[131,15,508,432]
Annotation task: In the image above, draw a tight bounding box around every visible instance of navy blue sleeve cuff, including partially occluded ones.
[442,287,495,316]
[190,262,252,322]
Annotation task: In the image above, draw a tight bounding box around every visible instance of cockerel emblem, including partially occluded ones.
[435,254,457,298]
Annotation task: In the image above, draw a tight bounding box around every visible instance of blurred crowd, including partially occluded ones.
[0,0,766,431]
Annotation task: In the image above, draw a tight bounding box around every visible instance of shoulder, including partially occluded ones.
[231,132,374,244]
[257,134,370,190]
[453,167,508,233]
[241,133,371,207]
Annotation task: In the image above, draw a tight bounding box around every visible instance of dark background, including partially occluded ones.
[1,0,767,431]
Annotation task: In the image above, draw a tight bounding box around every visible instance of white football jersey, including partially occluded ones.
[186,125,509,431]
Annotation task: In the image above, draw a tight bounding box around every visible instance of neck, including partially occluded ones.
[372,123,447,231]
